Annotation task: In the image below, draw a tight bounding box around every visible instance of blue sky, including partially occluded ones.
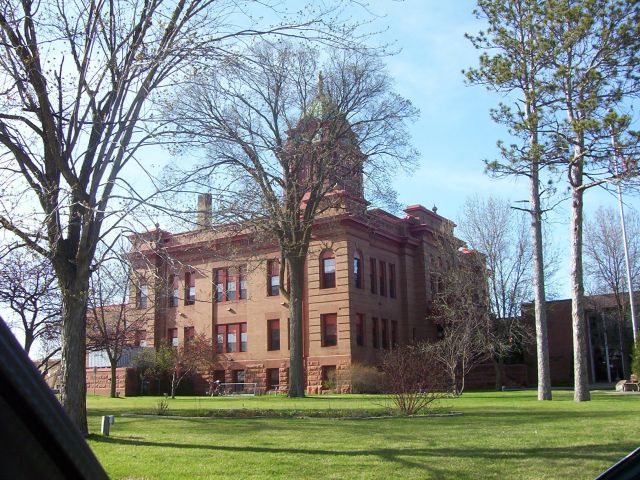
[362,0,640,298]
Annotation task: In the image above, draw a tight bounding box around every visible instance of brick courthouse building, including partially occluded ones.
[112,84,480,395]
[124,196,460,395]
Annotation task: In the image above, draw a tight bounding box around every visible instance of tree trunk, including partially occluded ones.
[59,281,90,436]
[530,157,552,400]
[110,361,117,398]
[571,184,590,401]
[287,254,306,397]
[171,371,177,399]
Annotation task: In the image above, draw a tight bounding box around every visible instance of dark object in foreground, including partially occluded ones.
[595,448,640,480]
[0,317,108,479]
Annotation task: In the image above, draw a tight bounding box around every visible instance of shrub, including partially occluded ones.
[382,345,448,415]
[155,398,169,416]
[350,363,384,394]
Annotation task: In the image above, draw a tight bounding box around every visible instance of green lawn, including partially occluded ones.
[87,390,640,479]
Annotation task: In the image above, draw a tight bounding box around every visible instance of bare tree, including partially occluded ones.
[584,206,640,379]
[457,195,537,388]
[86,248,150,397]
[162,41,418,397]
[0,250,60,371]
[155,334,215,398]
[0,0,370,432]
[426,243,493,396]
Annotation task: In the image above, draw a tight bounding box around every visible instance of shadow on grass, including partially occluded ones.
[90,434,633,465]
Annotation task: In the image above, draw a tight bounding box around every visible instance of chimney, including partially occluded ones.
[196,193,212,229]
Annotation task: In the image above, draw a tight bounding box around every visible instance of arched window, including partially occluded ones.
[353,250,363,289]
[320,250,336,289]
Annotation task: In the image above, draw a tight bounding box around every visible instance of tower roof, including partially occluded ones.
[303,72,340,121]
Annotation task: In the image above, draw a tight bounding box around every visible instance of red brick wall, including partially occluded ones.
[85,367,137,396]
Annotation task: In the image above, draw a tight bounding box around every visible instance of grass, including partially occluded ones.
[87,390,640,479]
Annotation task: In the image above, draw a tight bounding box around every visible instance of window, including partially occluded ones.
[134,330,147,347]
[226,267,237,301]
[227,323,238,352]
[354,251,363,289]
[321,313,337,347]
[216,325,225,353]
[370,258,377,294]
[184,326,195,344]
[168,328,178,347]
[215,269,225,302]
[372,317,379,349]
[379,261,387,297]
[287,318,291,350]
[240,323,247,352]
[320,250,336,289]
[355,314,365,347]
[185,271,195,305]
[381,318,389,349]
[215,323,248,353]
[232,370,245,393]
[267,259,280,296]
[321,365,336,389]
[214,266,247,302]
[136,283,148,309]
[391,320,398,348]
[168,274,179,307]
[389,264,396,298]
[267,319,280,351]
[267,368,279,390]
[239,265,247,299]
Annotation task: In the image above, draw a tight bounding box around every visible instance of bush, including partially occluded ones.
[155,398,169,416]
[382,345,448,415]
[350,363,384,394]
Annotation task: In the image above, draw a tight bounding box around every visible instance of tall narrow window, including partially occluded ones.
[168,274,179,307]
[381,319,389,349]
[372,317,379,349]
[321,313,338,347]
[267,368,279,390]
[239,265,247,299]
[391,320,398,348]
[267,319,280,351]
[379,261,387,297]
[355,313,365,347]
[240,322,247,352]
[354,251,363,289]
[134,330,147,347]
[287,318,291,350]
[320,250,336,289]
[214,269,225,302]
[370,258,377,294]
[136,283,148,309]
[216,325,225,353]
[185,271,195,305]
[227,323,238,352]
[168,328,178,347]
[226,267,237,301]
[389,264,396,298]
[184,326,195,345]
[267,260,280,296]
